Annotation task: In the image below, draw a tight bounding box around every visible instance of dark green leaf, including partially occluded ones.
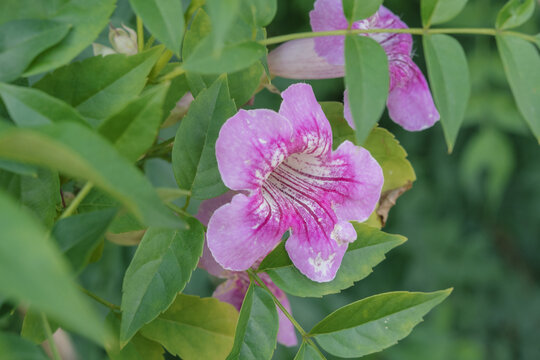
[129,0,184,54]
[241,0,277,27]
[21,309,59,344]
[497,35,540,142]
[120,218,205,344]
[0,83,88,127]
[423,34,470,152]
[98,83,169,162]
[259,223,406,297]
[535,33,540,48]
[105,312,164,360]
[321,101,355,147]
[34,48,162,123]
[294,342,325,360]
[0,19,70,82]
[52,209,117,273]
[25,0,116,76]
[496,0,535,29]
[140,295,239,360]
[158,66,190,124]
[172,76,236,199]
[0,0,68,24]
[227,285,278,360]
[206,0,240,47]
[0,122,183,229]
[342,0,382,24]
[0,190,106,343]
[421,0,468,26]
[309,289,452,358]
[0,332,48,360]
[344,35,389,145]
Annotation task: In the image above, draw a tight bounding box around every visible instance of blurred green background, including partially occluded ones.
[2,0,539,359]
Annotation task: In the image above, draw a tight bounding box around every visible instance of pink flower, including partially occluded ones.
[196,192,297,347]
[206,83,383,283]
[268,1,439,132]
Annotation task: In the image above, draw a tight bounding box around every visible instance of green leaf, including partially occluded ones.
[321,101,355,147]
[34,48,162,123]
[421,0,468,26]
[345,35,389,145]
[206,0,240,47]
[129,0,184,54]
[241,0,277,27]
[309,289,453,358]
[535,33,540,48]
[294,342,325,360]
[227,284,278,360]
[0,190,106,343]
[172,76,236,199]
[25,0,116,76]
[52,209,117,273]
[105,312,164,360]
[21,309,59,344]
[364,128,416,193]
[120,218,205,344]
[0,83,88,127]
[98,83,169,162]
[259,223,406,297]
[0,159,37,177]
[342,0,382,24]
[423,34,470,152]
[0,122,182,229]
[0,332,48,360]
[496,0,535,30]
[496,35,540,142]
[0,19,70,82]
[140,295,239,360]
[0,0,68,24]
[158,66,190,123]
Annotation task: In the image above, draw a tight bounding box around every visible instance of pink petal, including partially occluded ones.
[331,141,383,221]
[213,275,249,311]
[309,0,349,65]
[369,6,412,57]
[199,242,227,278]
[387,56,440,131]
[267,39,345,79]
[207,193,286,271]
[216,109,293,191]
[195,191,236,226]
[279,83,332,156]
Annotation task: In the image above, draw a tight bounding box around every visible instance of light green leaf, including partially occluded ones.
[25,0,116,76]
[0,122,182,229]
[294,341,325,360]
[140,295,239,360]
[0,19,70,82]
[52,208,117,273]
[227,285,278,360]
[423,34,470,152]
[206,0,240,47]
[105,312,164,360]
[421,0,468,26]
[0,159,37,177]
[129,0,184,54]
[0,83,88,127]
[34,47,162,123]
[98,83,169,162]
[120,218,205,344]
[342,0,382,24]
[496,0,535,30]
[0,190,106,343]
[309,289,452,358]
[496,35,540,142]
[0,332,48,360]
[172,76,236,199]
[21,309,59,344]
[259,223,406,297]
[345,35,389,145]
[0,0,68,24]
[241,0,277,27]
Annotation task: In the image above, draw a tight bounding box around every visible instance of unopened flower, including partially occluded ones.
[196,192,297,347]
[206,83,383,283]
[268,1,439,132]
[93,24,138,56]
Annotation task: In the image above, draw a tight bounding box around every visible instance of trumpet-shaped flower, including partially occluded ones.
[206,83,383,283]
[196,192,297,347]
[268,1,439,131]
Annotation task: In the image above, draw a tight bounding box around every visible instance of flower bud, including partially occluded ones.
[109,24,138,55]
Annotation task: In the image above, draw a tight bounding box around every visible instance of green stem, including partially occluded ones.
[259,27,537,46]
[59,182,93,219]
[41,313,61,360]
[166,201,192,218]
[79,286,120,311]
[136,16,144,52]
[182,196,191,211]
[150,49,174,80]
[158,65,185,82]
